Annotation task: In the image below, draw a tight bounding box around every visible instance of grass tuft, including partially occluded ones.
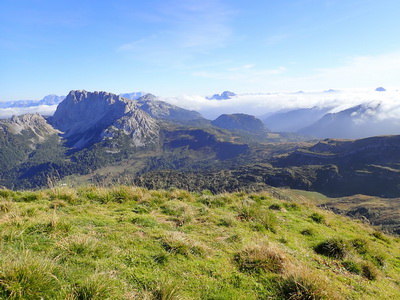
[314,238,349,259]
[342,260,362,274]
[310,212,325,224]
[0,252,60,299]
[151,279,183,300]
[234,243,287,274]
[361,262,379,280]
[279,271,332,300]
[69,275,115,300]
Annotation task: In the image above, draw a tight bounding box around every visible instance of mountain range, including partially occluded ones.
[0,89,398,196]
[0,94,65,108]
[2,89,400,235]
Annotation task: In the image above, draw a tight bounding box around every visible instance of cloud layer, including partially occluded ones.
[0,105,58,119]
[162,88,400,120]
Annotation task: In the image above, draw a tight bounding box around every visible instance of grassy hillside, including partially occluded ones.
[0,186,399,299]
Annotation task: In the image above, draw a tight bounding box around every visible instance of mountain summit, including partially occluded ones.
[51,90,159,149]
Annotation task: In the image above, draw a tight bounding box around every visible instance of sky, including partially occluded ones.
[2,0,400,101]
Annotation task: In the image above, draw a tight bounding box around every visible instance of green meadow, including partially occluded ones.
[0,186,399,299]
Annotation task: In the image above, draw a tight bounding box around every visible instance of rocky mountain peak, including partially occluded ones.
[51,90,159,149]
[137,93,157,102]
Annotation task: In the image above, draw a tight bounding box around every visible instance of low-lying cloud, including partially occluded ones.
[161,88,400,120]
[0,105,58,119]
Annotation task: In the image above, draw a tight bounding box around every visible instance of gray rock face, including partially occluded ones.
[134,93,204,123]
[211,113,269,133]
[51,90,159,148]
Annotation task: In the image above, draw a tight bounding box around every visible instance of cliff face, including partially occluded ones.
[51,90,160,148]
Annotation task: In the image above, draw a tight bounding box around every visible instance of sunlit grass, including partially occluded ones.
[0,186,398,299]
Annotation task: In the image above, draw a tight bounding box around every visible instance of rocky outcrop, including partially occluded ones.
[6,113,59,141]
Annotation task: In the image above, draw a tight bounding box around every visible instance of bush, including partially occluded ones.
[234,244,286,274]
[314,238,349,259]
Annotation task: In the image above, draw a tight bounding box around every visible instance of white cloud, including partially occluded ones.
[0,105,58,119]
[162,88,400,120]
[262,51,400,92]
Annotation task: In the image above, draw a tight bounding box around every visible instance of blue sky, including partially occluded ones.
[2,0,400,101]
